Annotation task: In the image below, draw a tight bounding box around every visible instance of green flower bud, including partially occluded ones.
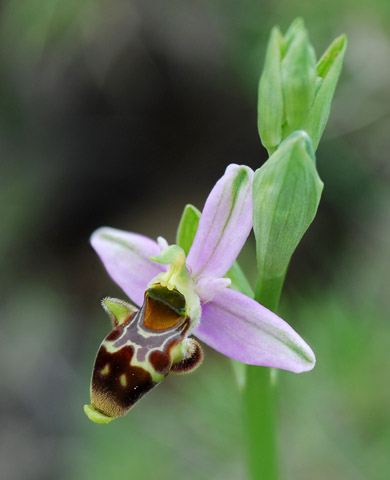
[253,131,323,293]
[258,18,346,155]
[257,26,284,154]
[281,22,316,136]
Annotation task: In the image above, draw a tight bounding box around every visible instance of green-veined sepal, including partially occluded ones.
[176,204,201,255]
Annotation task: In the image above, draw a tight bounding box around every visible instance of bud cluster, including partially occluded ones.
[254,19,346,300]
[258,18,347,155]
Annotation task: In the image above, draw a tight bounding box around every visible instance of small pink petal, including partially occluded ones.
[90,227,166,306]
[157,236,169,250]
[194,288,315,373]
[187,164,254,278]
[196,276,231,303]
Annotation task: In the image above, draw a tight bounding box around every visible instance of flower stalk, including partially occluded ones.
[243,17,346,479]
[243,274,286,480]
[244,365,279,480]
[243,124,322,480]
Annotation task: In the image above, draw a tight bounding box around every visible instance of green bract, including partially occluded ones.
[303,34,347,150]
[258,18,347,155]
[252,131,323,298]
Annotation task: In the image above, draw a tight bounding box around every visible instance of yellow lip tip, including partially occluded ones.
[83,404,114,424]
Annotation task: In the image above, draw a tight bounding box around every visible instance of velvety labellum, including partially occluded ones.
[89,284,202,420]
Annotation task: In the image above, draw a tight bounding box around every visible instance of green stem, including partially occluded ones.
[254,273,286,312]
[243,273,286,480]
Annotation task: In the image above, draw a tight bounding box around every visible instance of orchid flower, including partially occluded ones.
[84,164,315,424]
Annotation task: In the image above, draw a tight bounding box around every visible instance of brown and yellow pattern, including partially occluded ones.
[88,284,202,421]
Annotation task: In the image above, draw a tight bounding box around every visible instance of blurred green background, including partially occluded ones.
[0,1,388,479]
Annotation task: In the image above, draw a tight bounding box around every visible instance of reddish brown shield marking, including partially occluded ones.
[91,345,156,418]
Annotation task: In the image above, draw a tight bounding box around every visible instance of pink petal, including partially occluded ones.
[90,227,166,306]
[196,276,231,303]
[186,164,254,278]
[195,288,315,373]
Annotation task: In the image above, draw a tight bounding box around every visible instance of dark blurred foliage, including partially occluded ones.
[0,1,388,479]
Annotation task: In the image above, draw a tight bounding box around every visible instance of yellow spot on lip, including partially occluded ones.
[100,364,110,375]
[120,374,127,387]
[84,404,113,424]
